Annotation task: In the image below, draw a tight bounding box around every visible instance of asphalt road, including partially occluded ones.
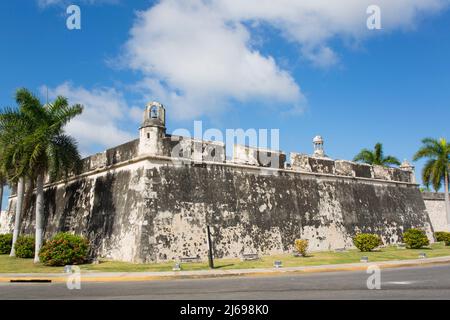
[1,263,450,300]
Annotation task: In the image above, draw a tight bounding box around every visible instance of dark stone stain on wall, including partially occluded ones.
[309,158,335,174]
[391,169,411,183]
[87,173,116,257]
[44,187,57,234]
[352,163,372,178]
[59,181,83,232]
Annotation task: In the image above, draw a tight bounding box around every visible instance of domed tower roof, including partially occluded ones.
[312,135,325,157]
[400,159,414,170]
[141,101,166,129]
[313,135,323,144]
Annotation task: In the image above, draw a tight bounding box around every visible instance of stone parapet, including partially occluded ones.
[290,153,413,183]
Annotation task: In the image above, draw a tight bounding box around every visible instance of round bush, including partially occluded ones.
[0,234,13,254]
[434,231,450,245]
[442,234,450,246]
[403,228,429,249]
[39,232,89,266]
[353,233,382,252]
[14,236,35,258]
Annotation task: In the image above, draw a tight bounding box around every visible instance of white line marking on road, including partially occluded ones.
[385,281,416,285]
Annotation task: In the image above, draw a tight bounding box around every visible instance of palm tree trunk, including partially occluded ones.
[22,179,35,221]
[445,172,450,231]
[34,173,44,263]
[10,177,24,257]
[0,183,3,216]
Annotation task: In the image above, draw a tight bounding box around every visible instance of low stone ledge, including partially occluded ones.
[422,192,446,201]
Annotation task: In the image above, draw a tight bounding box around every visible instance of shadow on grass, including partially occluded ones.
[292,254,314,258]
[214,264,235,269]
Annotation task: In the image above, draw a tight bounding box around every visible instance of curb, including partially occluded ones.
[2,256,450,283]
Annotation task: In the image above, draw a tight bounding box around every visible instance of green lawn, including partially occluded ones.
[1,243,449,274]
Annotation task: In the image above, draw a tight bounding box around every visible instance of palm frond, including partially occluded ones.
[414,137,441,160]
[47,134,82,181]
[0,88,84,184]
[415,137,450,191]
[48,103,83,133]
[382,156,401,166]
[374,143,383,164]
[431,159,444,191]
[353,149,375,164]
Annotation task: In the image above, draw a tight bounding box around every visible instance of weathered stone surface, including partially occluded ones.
[352,163,373,179]
[335,160,354,177]
[165,136,225,164]
[3,158,434,263]
[423,192,449,232]
[0,210,13,234]
[232,144,259,166]
[290,153,312,172]
[372,165,391,180]
[82,139,139,172]
[308,157,335,174]
[232,145,286,168]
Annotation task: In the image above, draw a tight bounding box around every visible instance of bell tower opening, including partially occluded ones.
[138,101,166,155]
[313,135,325,157]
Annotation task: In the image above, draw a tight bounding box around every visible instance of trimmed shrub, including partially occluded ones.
[403,229,429,249]
[445,236,450,246]
[0,234,13,254]
[294,239,309,257]
[39,232,89,266]
[353,233,382,252]
[15,236,35,258]
[434,231,450,245]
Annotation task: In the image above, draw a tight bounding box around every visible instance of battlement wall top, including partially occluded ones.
[290,152,413,183]
[75,141,413,185]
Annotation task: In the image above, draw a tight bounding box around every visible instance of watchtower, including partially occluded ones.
[138,101,166,156]
[313,135,325,157]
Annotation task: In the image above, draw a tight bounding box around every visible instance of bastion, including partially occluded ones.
[0,102,437,262]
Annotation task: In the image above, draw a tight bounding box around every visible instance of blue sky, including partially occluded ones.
[1,0,450,209]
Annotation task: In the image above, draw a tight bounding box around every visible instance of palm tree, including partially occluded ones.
[0,88,83,262]
[0,102,32,257]
[413,138,450,228]
[353,142,401,166]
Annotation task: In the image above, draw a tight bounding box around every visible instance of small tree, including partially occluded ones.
[294,239,309,257]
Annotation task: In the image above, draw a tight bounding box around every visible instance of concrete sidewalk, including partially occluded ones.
[2,255,450,283]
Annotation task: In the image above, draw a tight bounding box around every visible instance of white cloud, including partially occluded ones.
[122,0,449,120]
[37,0,63,7]
[129,106,144,123]
[215,0,448,44]
[124,0,304,120]
[37,0,119,8]
[42,82,136,156]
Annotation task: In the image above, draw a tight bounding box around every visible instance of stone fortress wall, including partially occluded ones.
[422,192,449,232]
[0,102,443,263]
